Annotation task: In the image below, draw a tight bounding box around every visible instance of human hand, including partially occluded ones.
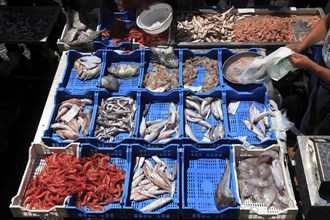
[286,44,304,53]
[288,53,313,70]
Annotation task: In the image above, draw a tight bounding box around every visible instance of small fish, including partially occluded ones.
[185,123,199,142]
[271,159,285,195]
[214,159,236,209]
[140,196,173,212]
[107,63,143,79]
[100,75,120,92]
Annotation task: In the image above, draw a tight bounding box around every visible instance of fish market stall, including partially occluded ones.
[9,3,319,220]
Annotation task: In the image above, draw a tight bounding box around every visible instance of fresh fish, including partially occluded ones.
[243,178,271,188]
[258,163,272,179]
[100,75,120,92]
[151,46,179,68]
[186,99,201,114]
[262,183,277,208]
[185,123,199,142]
[140,196,173,212]
[214,159,236,209]
[184,85,202,92]
[271,159,285,195]
[79,55,101,64]
[260,149,279,160]
[139,116,147,137]
[201,97,213,115]
[215,99,223,120]
[211,101,221,120]
[107,63,143,79]
[186,95,203,103]
[242,119,269,141]
[248,103,256,126]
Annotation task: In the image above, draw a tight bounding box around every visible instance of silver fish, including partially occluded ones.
[140,196,173,212]
[185,123,199,142]
[271,159,285,195]
[100,75,120,92]
[107,63,143,79]
[214,159,236,209]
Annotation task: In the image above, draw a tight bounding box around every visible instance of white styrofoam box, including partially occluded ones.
[10,142,80,218]
[232,144,298,220]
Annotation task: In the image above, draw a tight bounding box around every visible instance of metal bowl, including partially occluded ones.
[222,52,266,84]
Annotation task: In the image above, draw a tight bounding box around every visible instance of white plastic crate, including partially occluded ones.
[232,144,298,220]
[10,142,80,218]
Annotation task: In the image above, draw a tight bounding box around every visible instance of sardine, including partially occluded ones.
[185,123,199,142]
[214,159,236,209]
[107,63,143,79]
[140,196,173,212]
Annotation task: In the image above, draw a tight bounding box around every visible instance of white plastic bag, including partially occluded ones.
[238,47,297,83]
[238,56,269,84]
[263,47,297,81]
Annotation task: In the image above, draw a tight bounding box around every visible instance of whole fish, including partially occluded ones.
[214,159,236,209]
[140,196,173,212]
[100,75,120,92]
[107,63,143,79]
[151,46,179,68]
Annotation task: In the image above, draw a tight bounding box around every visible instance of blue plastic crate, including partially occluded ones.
[134,90,184,146]
[221,48,266,93]
[42,89,97,147]
[89,91,138,146]
[181,144,239,219]
[142,49,181,93]
[225,88,277,145]
[181,48,222,94]
[123,144,180,219]
[93,9,136,50]
[184,90,230,144]
[65,143,130,219]
[100,50,144,95]
[58,50,104,95]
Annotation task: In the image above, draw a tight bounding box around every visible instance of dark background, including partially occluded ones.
[1,0,329,219]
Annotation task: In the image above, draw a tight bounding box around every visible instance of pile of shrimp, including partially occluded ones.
[23,152,125,211]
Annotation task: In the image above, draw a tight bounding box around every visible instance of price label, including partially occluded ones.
[61,104,80,122]
[237,8,255,14]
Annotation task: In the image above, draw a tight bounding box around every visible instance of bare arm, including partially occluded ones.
[287,14,330,53]
[289,53,330,84]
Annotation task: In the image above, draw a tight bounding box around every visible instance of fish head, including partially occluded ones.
[166,57,179,68]
[215,194,237,210]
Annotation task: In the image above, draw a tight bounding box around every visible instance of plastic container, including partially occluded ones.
[181,144,240,219]
[89,90,138,147]
[232,144,298,220]
[181,48,222,94]
[183,90,229,144]
[225,88,277,145]
[10,143,79,218]
[42,89,97,147]
[136,3,173,34]
[221,48,266,93]
[122,144,180,219]
[100,49,144,95]
[134,90,184,147]
[65,143,130,219]
[58,50,104,95]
